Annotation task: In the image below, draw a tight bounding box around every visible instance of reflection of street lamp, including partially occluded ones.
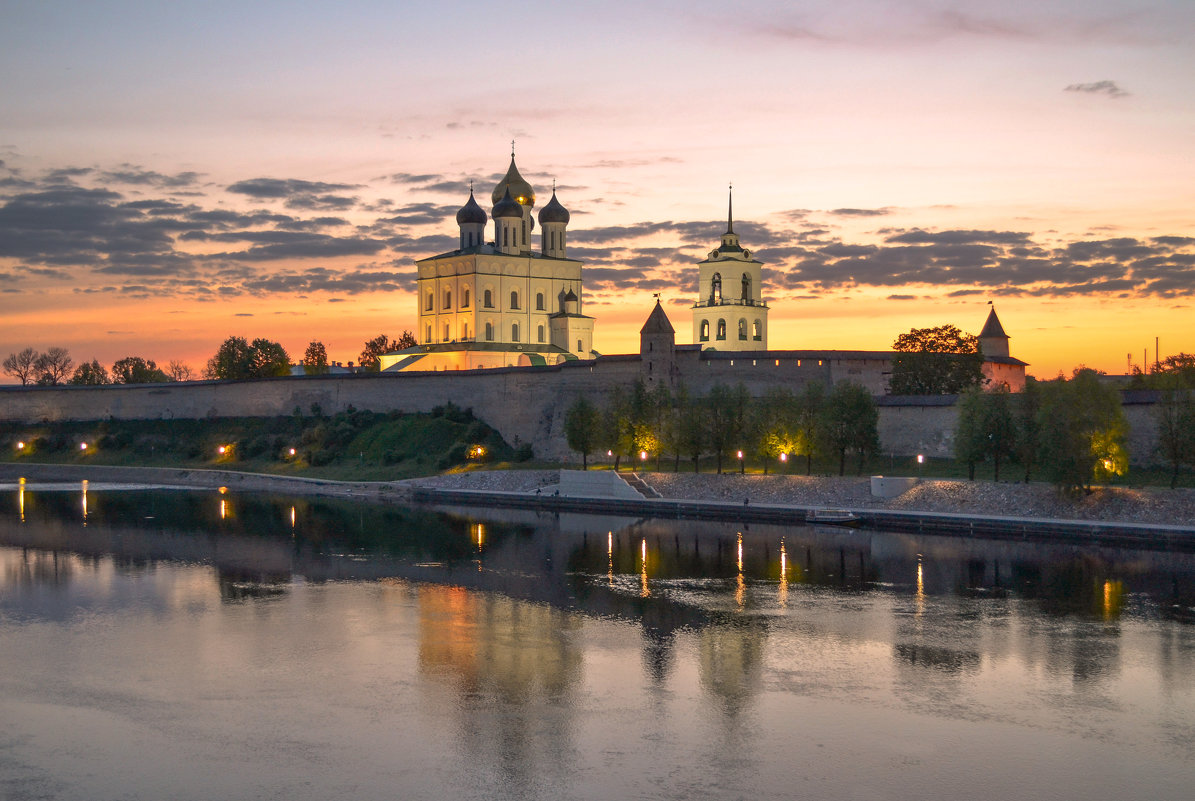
[737,450,744,474]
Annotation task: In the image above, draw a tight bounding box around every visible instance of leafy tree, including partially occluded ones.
[1154,373,1195,488]
[751,386,796,474]
[706,382,750,474]
[819,382,880,476]
[1036,368,1129,495]
[597,387,625,471]
[112,356,170,384]
[205,337,290,380]
[889,324,984,395]
[564,395,599,469]
[359,334,409,371]
[303,341,330,375]
[3,347,40,385]
[1013,377,1041,482]
[954,386,1017,480]
[677,384,705,473]
[70,360,111,385]
[248,338,291,378]
[647,382,674,471]
[793,381,826,475]
[616,379,656,470]
[34,347,73,385]
[167,360,194,381]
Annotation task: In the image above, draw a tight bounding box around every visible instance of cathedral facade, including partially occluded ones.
[380,153,595,372]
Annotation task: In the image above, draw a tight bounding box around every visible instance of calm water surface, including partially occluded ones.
[2,484,1194,800]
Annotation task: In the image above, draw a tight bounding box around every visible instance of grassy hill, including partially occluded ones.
[0,403,534,480]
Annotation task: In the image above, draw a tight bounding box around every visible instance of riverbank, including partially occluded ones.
[6,463,1193,529]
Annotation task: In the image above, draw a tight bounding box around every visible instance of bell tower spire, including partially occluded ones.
[727,184,734,235]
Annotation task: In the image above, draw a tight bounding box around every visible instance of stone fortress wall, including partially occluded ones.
[0,356,1164,467]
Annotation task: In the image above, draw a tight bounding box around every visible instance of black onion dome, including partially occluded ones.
[455,190,487,225]
[492,187,523,219]
[491,157,535,207]
[563,288,578,302]
[538,190,570,225]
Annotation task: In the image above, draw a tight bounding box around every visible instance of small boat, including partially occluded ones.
[805,509,862,527]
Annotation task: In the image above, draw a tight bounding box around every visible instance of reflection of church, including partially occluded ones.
[380,151,595,371]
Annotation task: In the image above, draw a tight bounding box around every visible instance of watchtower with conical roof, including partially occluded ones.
[692,189,768,351]
[640,298,677,387]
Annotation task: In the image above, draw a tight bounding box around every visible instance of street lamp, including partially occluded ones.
[737,450,744,474]
[917,453,924,478]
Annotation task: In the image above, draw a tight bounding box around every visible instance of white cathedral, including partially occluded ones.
[379,152,595,371]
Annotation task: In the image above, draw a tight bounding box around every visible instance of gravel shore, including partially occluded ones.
[408,469,1195,527]
[5,464,1193,527]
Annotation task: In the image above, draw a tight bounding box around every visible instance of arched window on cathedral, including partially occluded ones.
[511,323,520,342]
[537,324,545,343]
[710,273,722,305]
[485,322,493,341]
[425,293,433,312]
[716,319,727,340]
[700,320,710,342]
[510,290,519,310]
[484,289,493,308]
[741,273,751,303]
[426,325,432,343]
[462,288,470,308]
[536,292,544,311]
[444,290,451,309]
[753,320,762,341]
[444,323,450,341]
[462,322,469,339]
[738,319,747,340]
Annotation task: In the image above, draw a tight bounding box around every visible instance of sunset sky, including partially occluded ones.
[2,0,1193,379]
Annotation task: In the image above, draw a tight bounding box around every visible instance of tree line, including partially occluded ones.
[4,331,420,385]
[956,363,1195,492]
[3,347,194,386]
[564,379,881,476]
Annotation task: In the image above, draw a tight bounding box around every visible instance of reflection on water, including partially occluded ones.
[2,486,1195,800]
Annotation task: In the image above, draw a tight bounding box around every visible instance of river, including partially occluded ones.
[2,483,1194,800]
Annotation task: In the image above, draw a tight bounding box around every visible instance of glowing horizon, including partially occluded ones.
[2,1,1192,380]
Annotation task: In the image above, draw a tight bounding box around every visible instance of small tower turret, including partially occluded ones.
[978,304,1010,358]
[492,188,523,255]
[455,187,487,251]
[538,186,570,258]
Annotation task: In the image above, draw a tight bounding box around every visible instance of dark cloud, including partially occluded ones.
[227,178,359,210]
[100,167,203,188]
[1064,80,1129,98]
[829,208,891,217]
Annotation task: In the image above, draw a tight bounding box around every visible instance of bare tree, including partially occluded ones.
[34,347,73,386]
[3,347,40,385]
[167,360,194,381]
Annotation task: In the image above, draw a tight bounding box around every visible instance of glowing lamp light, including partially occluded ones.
[607,450,613,457]
[917,454,924,464]
[16,441,25,450]
[1103,458,1114,472]
[79,442,88,451]
[217,445,227,455]
[737,450,743,459]
[779,453,787,462]
[288,448,297,457]
[640,451,647,461]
